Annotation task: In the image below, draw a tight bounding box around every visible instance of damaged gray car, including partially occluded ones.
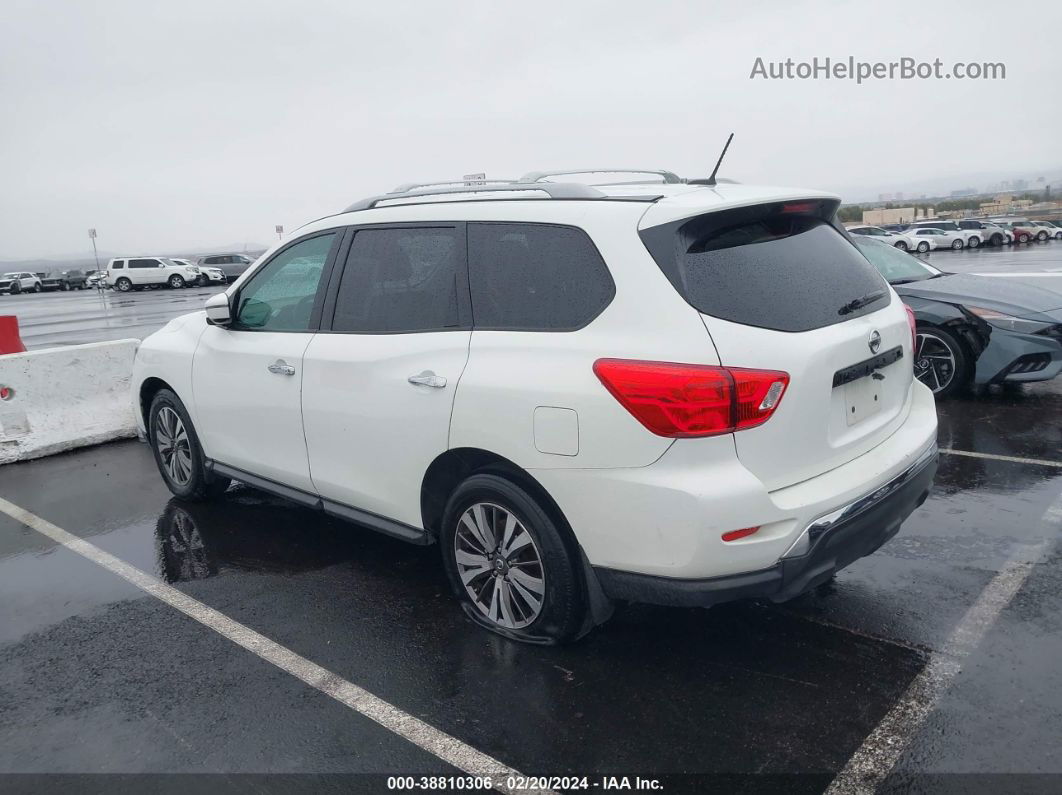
[854,236,1062,397]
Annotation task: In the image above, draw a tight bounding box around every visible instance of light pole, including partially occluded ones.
[88,228,99,269]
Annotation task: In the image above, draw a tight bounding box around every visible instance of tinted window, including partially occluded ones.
[332,227,461,333]
[467,223,614,331]
[203,257,220,265]
[129,258,160,269]
[641,210,888,333]
[111,260,125,269]
[235,233,334,331]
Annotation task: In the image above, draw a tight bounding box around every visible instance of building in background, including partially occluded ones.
[862,206,935,225]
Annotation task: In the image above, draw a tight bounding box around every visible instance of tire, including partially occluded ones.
[990,233,1004,247]
[1020,233,1031,244]
[148,389,231,501]
[440,473,585,643]
[168,274,186,289]
[197,275,209,287]
[1037,231,1048,241]
[967,236,980,249]
[11,283,20,295]
[917,241,930,253]
[894,240,908,251]
[950,239,963,250]
[60,281,69,291]
[115,277,132,292]
[914,324,971,399]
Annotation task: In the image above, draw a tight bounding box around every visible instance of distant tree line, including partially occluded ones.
[838,191,1046,222]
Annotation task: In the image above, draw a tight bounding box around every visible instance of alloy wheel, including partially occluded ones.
[914,332,957,394]
[155,406,193,486]
[453,502,545,629]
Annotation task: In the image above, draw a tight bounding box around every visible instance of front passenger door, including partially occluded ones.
[193,231,341,492]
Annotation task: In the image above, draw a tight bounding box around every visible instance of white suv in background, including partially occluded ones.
[0,271,44,294]
[956,219,1012,246]
[906,220,978,248]
[173,258,226,286]
[846,224,907,245]
[105,257,201,291]
[131,172,938,642]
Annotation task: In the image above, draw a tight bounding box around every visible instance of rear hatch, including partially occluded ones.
[640,198,915,491]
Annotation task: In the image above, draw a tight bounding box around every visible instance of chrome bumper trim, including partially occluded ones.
[780,442,938,560]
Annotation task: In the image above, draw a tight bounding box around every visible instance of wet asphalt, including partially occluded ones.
[1,243,1061,792]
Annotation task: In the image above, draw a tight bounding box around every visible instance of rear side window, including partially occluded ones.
[129,258,159,269]
[640,206,889,333]
[467,223,614,331]
[111,260,125,269]
[331,227,462,333]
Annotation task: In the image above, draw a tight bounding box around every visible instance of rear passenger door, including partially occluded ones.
[301,224,471,531]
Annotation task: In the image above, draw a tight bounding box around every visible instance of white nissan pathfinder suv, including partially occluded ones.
[131,171,938,642]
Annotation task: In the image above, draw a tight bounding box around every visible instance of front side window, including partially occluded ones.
[235,233,335,331]
[467,223,614,331]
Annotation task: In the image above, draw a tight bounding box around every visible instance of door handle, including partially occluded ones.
[267,360,296,376]
[408,371,446,389]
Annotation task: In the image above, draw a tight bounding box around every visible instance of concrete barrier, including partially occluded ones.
[0,339,140,465]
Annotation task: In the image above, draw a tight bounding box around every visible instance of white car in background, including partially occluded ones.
[0,271,44,294]
[174,258,226,286]
[1026,221,1058,241]
[906,220,978,248]
[105,257,202,291]
[905,227,965,251]
[846,225,933,252]
[956,219,1013,246]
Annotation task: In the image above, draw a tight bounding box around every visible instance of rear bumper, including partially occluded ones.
[594,444,937,608]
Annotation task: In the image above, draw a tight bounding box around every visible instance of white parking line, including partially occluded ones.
[0,496,549,795]
[974,271,1062,277]
[941,448,1062,469]
[826,498,1060,793]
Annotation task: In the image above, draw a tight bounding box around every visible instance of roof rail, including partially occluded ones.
[343,181,607,212]
[389,178,517,193]
[520,169,685,185]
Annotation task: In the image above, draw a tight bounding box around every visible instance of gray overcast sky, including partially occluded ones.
[1,0,1059,260]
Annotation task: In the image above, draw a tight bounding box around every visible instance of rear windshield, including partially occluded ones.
[640,206,889,332]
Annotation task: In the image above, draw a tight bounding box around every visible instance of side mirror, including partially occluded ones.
[205,292,233,327]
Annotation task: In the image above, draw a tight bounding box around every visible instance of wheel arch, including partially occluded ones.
[138,376,176,428]
[421,448,574,545]
[421,447,614,633]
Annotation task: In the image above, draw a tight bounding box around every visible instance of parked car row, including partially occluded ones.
[2,253,258,296]
[97,253,256,292]
[848,218,1062,252]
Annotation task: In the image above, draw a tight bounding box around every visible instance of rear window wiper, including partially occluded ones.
[838,289,886,315]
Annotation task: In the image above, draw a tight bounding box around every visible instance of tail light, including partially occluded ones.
[904,304,917,352]
[593,359,789,438]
